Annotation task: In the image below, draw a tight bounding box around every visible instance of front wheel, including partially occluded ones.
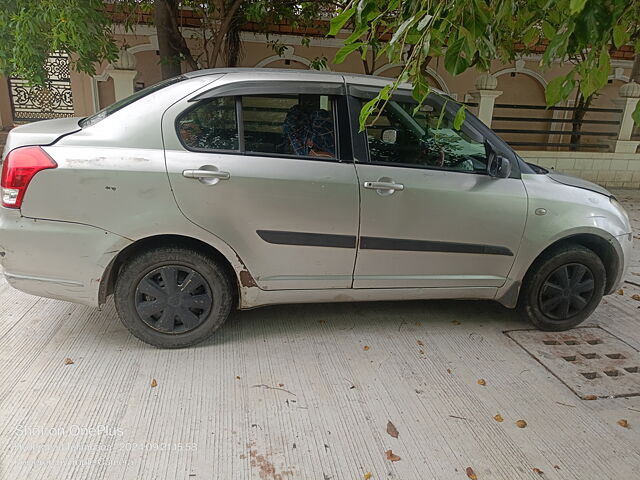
[519,244,606,331]
[114,246,233,348]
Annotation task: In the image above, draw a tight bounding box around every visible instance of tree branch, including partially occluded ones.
[208,0,244,68]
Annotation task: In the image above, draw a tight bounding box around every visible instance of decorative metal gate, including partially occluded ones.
[8,52,75,122]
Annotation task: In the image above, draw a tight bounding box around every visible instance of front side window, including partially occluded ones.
[365,96,487,173]
[243,94,336,158]
[177,96,239,151]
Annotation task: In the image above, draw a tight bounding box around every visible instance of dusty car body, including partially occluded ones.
[0,69,633,347]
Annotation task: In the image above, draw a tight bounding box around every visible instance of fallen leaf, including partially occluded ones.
[452,320,461,325]
[632,294,640,301]
[318,320,326,324]
[385,449,401,462]
[417,340,424,346]
[386,421,399,438]
[363,473,372,480]
[151,379,158,388]
[415,322,421,326]
[583,394,598,400]
[616,289,624,295]
[477,379,486,386]
[419,349,425,354]
[63,358,74,365]
[515,419,527,428]
[278,383,285,387]
[553,465,560,470]
[465,467,477,480]
[533,467,544,475]
[494,414,504,422]
[617,419,629,428]
[235,376,241,380]
[447,368,452,374]
[363,345,370,351]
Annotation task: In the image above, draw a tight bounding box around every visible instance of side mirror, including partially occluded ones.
[487,151,512,178]
[381,128,398,144]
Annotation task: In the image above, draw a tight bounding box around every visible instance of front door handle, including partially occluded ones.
[363,181,404,191]
[182,169,230,180]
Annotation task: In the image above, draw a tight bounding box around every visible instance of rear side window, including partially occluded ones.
[80,75,186,128]
[176,93,337,160]
[177,97,238,151]
[243,94,335,158]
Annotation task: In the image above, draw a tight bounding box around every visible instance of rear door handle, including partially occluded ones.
[363,181,404,191]
[182,169,230,180]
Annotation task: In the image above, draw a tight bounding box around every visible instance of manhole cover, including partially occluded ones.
[505,327,640,399]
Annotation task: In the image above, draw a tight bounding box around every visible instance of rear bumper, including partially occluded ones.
[0,208,131,307]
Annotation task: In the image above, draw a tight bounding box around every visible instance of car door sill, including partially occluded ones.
[239,285,498,309]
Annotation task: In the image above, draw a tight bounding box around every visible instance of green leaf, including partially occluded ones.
[569,0,588,14]
[545,76,566,106]
[334,42,365,64]
[523,28,538,46]
[444,38,469,75]
[542,22,556,41]
[416,13,433,31]
[328,7,355,36]
[421,33,431,57]
[412,73,430,103]
[359,97,378,132]
[453,105,466,130]
[613,25,627,49]
[390,15,415,46]
[632,101,640,126]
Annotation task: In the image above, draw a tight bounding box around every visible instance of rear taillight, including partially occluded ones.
[1,146,57,209]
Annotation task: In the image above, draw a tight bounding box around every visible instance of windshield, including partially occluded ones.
[79,75,186,128]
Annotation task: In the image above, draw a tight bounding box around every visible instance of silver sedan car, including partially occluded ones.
[0,69,633,348]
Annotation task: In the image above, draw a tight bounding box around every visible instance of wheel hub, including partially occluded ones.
[134,265,213,334]
[538,263,595,321]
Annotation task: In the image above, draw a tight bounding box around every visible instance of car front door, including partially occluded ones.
[349,85,528,289]
[162,78,359,290]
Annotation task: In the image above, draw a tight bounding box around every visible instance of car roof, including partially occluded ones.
[183,68,446,96]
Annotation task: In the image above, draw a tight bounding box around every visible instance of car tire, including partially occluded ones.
[114,246,233,348]
[519,244,606,331]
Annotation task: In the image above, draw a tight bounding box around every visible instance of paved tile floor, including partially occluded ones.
[0,191,639,480]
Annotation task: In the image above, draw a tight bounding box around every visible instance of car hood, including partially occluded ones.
[2,117,82,160]
[547,171,612,197]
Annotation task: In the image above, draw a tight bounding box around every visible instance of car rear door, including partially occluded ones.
[162,75,359,290]
[348,82,528,289]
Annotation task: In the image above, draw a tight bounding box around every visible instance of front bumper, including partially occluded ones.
[0,208,131,307]
[612,232,633,292]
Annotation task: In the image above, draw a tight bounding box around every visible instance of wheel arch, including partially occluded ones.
[99,234,250,306]
[498,230,622,309]
[523,232,620,295]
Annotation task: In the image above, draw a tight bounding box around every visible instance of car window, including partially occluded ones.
[81,75,186,128]
[242,94,336,159]
[177,96,239,151]
[365,97,488,173]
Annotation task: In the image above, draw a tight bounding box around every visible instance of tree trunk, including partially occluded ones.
[154,0,183,79]
[569,93,592,151]
[208,0,244,68]
[631,54,640,83]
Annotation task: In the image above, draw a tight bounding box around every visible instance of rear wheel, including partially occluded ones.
[519,244,606,331]
[114,246,233,348]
